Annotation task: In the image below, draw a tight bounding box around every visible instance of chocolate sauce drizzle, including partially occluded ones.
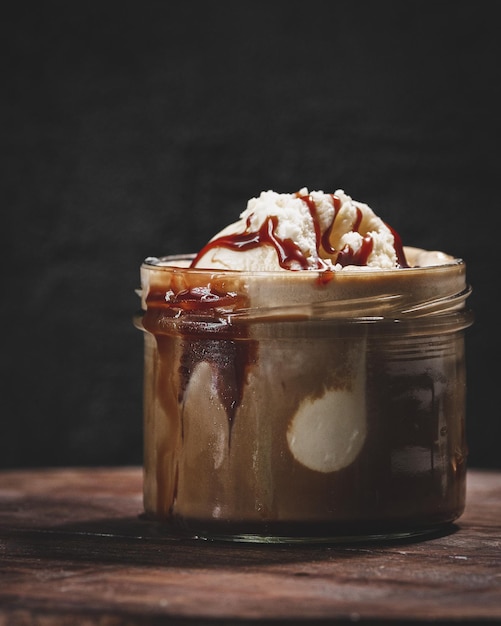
[190,192,408,270]
[146,193,409,430]
[143,279,253,428]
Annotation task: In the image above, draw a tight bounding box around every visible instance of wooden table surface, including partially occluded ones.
[0,467,500,625]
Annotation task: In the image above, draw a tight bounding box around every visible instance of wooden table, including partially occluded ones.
[0,467,500,625]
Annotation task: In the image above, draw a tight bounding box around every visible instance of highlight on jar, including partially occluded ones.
[134,187,474,544]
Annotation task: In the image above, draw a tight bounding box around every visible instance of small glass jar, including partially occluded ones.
[135,249,473,543]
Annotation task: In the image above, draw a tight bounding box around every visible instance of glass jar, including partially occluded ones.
[134,249,473,543]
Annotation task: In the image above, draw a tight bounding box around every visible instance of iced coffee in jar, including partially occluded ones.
[135,188,473,543]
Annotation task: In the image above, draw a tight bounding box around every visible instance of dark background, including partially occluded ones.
[2,1,499,469]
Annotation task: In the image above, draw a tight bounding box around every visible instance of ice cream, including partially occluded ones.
[191,187,408,271]
[137,187,473,542]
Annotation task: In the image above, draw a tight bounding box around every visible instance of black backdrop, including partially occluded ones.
[2,1,500,469]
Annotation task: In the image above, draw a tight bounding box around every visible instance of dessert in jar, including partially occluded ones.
[135,188,473,543]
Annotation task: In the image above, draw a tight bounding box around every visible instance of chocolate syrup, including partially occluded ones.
[142,274,256,428]
[190,214,312,270]
[386,223,409,268]
[320,194,341,254]
[148,192,410,445]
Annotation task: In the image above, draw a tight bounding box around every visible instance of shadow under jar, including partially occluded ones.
[134,248,473,544]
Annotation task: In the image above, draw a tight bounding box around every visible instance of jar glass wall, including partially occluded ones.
[135,251,473,543]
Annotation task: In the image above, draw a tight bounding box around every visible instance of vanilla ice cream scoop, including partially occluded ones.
[191,188,408,271]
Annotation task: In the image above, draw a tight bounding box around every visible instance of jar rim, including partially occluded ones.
[142,250,466,275]
[139,248,471,322]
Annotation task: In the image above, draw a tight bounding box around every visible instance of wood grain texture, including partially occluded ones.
[1,467,500,625]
